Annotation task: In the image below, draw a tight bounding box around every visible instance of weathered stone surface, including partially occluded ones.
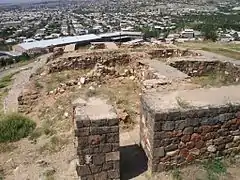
[92,154,105,165]
[191,133,202,142]
[195,140,205,149]
[94,171,108,180]
[183,127,194,135]
[179,148,189,158]
[153,147,165,157]
[76,165,91,176]
[165,144,178,152]
[166,150,179,157]
[189,148,200,156]
[107,170,120,179]
[162,121,175,131]
[74,97,120,179]
[181,135,191,143]
[234,136,240,142]
[175,120,187,130]
[140,87,240,173]
[207,145,217,152]
[106,151,120,161]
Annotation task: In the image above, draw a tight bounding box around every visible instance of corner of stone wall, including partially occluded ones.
[140,95,240,173]
[73,97,120,180]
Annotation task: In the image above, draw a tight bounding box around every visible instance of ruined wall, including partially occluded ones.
[170,60,240,78]
[147,49,199,59]
[18,88,39,114]
[48,51,131,73]
[73,98,120,180]
[140,96,240,173]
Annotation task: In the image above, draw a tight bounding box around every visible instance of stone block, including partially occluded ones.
[207,145,216,152]
[110,126,119,133]
[183,127,193,135]
[166,150,179,157]
[154,112,168,121]
[234,136,240,142]
[165,144,178,152]
[75,119,90,128]
[92,154,105,165]
[162,121,175,131]
[90,165,102,174]
[89,135,106,145]
[189,148,200,156]
[102,162,113,171]
[187,118,199,127]
[154,122,162,131]
[107,170,120,179]
[106,151,120,161]
[175,120,187,130]
[108,118,119,126]
[81,175,94,180]
[94,171,108,180]
[195,140,205,149]
[153,147,165,157]
[181,135,190,143]
[77,137,89,149]
[76,165,91,176]
[91,119,108,127]
[90,126,111,135]
[74,127,90,137]
[111,143,119,151]
[106,133,119,143]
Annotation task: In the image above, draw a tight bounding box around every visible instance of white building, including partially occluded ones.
[181,29,194,39]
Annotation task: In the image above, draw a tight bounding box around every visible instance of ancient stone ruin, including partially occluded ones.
[140,86,240,173]
[16,46,240,179]
[73,97,120,180]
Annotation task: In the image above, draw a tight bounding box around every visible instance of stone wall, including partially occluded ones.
[18,88,39,114]
[73,97,120,180]
[170,60,240,78]
[140,93,240,173]
[47,51,131,73]
[147,49,199,59]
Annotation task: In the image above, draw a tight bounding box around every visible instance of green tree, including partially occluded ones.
[201,24,218,41]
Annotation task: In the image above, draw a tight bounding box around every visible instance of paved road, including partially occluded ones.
[3,54,50,112]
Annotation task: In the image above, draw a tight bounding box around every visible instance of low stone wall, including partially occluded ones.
[140,89,240,173]
[147,49,199,59]
[170,60,240,78]
[18,88,39,114]
[73,97,120,180]
[48,51,131,73]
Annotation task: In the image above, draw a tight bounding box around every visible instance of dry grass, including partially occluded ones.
[177,41,240,60]
[39,70,89,92]
[191,71,240,87]
[95,78,140,128]
[38,135,69,154]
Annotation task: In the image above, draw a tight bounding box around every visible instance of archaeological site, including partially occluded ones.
[0,43,240,180]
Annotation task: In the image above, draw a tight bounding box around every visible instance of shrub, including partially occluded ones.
[0,113,36,143]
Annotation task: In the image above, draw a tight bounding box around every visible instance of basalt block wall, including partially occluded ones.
[74,99,120,180]
[140,97,240,173]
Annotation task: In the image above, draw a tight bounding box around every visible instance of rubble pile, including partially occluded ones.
[46,61,144,96]
[18,87,40,114]
[47,51,132,73]
[46,48,64,63]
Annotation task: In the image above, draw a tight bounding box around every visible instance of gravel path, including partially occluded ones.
[3,54,50,113]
